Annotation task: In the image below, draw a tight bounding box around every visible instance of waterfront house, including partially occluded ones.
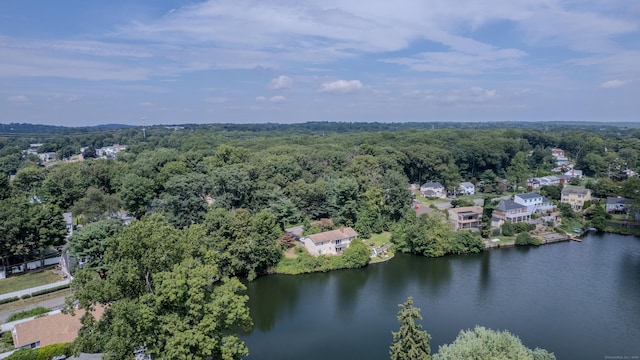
[493,200,530,223]
[458,182,475,195]
[606,197,632,214]
[561,188,591,211]
[514,192,555,214]
[420,182,446,198]
[448,206,483,231]
[301,227,358,256]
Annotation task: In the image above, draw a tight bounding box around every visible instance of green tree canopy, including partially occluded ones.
[434,326,555,360]
[390,297,431,360]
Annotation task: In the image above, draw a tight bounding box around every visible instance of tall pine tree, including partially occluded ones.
[390,297,431,360]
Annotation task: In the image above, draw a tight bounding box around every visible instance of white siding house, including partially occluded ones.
[301,227,359,256]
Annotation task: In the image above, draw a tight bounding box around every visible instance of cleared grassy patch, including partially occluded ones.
[367,232,394,263]
[6,306,50,322]
[0,269,62,295]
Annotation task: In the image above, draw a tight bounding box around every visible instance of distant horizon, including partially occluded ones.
[1,1,638,126]
[2,119,640,130]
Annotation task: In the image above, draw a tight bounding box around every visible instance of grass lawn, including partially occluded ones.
[487,236,515,245]
[0,268,62,295]
[366,232,395,263]
[557,218,585,234]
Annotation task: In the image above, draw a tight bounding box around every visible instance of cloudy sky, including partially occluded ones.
[1,0,639,126]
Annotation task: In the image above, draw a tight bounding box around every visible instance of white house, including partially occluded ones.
[420,182,446,198]
[458,182,475,195]
[301,227,359,256]
[564,169,583,179]
[514,192,555,214]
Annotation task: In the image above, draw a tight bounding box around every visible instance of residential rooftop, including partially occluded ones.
[305,227,358,244]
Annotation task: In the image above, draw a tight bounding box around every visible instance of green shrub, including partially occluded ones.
[20,294,32,300]
[5,349,37,360]
[7,307,50,322]
[338,239,370,268]
[1,331,14,350]
[501,222,515,236]
[0,296,20,305]
[30,284,70,297]
[36,342,72,360]
[515,232,540,246]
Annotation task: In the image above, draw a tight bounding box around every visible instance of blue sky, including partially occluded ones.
[1,0,639,126]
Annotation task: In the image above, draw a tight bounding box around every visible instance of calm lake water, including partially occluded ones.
[242,233,640,359]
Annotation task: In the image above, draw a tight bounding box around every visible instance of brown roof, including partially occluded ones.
[306,227,358,244]
[13,305,106,348]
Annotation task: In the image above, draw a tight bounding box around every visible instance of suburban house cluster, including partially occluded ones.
[419,181,475,198]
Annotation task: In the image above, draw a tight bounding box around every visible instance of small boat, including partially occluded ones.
[573,228,582,233]
[587,227,597,232]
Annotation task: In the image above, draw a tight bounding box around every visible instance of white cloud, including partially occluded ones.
[405,87,497,105]
[256,96,267,102]
[319,80,363,94]
[268,75,293,90]
[204,97,229,103]
[383,48,525,74]
[6,95,29,104]
[269,95,287,103]
[600,79,629,88]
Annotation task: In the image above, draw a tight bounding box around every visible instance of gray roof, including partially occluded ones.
[607,197,631,205]
[516,192,542,200]
[459,182,474,188]
[496,200,526,212]
[421,182,444,188]
[561,187,590,195]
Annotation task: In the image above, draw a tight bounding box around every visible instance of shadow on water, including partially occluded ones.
[479,251,491,291]
[335,266,371,319]
[618,241,640,323]
[244,272,330,333]
[381,253,452,296]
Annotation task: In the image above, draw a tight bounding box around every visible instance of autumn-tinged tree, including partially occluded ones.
[390,297,431,360]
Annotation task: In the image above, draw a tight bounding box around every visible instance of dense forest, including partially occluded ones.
[1,121,639,358]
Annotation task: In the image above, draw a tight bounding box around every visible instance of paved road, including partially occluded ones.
[0,279,70,301]
[0,295,67,324]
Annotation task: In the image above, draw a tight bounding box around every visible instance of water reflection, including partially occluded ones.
[245,270,339,333]
[380,253,452,296]
[335,267,370,319]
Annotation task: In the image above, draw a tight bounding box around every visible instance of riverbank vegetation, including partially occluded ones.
[275,238,370,274]
[391,212,485,257]
[390,297,555,360]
